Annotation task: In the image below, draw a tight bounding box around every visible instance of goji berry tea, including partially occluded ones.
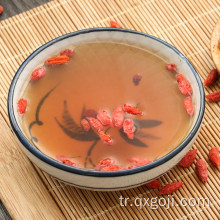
[18,42,193,170]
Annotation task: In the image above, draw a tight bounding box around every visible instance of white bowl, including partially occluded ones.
[8,28,205,191]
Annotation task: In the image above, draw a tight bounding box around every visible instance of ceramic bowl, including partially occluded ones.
[8,28,205,191]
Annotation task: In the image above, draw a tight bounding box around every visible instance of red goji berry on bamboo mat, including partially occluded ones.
[209,148,220,167]
[0,6,3,15]
[123,104,143,115]
[205,90,220,102]
[98,130,113,145]
[179,149,197,167]
[86,117,103,131]
[110,20,122,28]
[60,49,75,57]
[133,74,142,86]
[30,67,46,81]
[80,119,90,131]
[184,96,194,116]
[17,98,27,114]
[123,119,135,139]
[159,182,184,195]
[145,179,161,189]
[97,109,113,127]
[176,74,193,95]
[195,159,208,183]
[112,105,124,129]
[45,56,70,65]
[166,63,177,73]
[204,69,218,86]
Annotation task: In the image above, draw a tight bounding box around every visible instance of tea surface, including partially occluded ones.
[20,42,192,169]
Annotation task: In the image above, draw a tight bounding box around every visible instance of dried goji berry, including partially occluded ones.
[208,148,220,167]
[95,158,117,170]
[184,96,194,116]
[45,56,70,65]
[166,64,177,73]
[195,159,208,183]
[86,117,103,131]
[159,182,184,195]
[176,74,193,95]
[82,109,97,118]
[80,119,90,131]
[56,155,79,167]
[128,157,152,166]
[110,20,122,28]
[17,98,27,114]
[123,119,135,139]
[204,69,218,86]
[98,130,113,145]
[123,164,137,169]
[101,165,121,171]
[62,159,79,167]
[0,6,3,15]
[179,149,197,167]
[30,67,46,81]
[205,90,220,102]
[97,109,113,127]
[112,105,124,129]
[133,74,142,86]
[60,49,75,57]
[123,104,143,115]
[145,179,161,189]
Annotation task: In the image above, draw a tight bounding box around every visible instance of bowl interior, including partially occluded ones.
[8,28,204,175]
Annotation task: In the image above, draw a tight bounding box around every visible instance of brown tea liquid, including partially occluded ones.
[20,42,192,169]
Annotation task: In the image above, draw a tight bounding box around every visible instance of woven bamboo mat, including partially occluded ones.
[0,0,219,219]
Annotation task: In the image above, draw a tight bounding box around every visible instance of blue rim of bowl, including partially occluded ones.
[8,28,205,177]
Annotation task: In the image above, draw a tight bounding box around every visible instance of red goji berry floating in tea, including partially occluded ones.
[123,104,143,115]
[176,74,193,95]
[62,159,79,167]
[101,165,121,171]
[30,67,46,81]
[184,96,194,116]
[56,155,79,167]
[145,179,161,189]
[110,20,122,28]
[128,157,152,166]
[97,109,113,127]
[95,158,117,170]
[86,117,103,131]
[81,119,90,131]
[205,90,220,102]
[60,49,75,57]
[98,130,113,145]
[45,56,70,65]
[204,69,218,86]
[166,64,177,73]
[123,164,137,169]
[133,74,142,86]
[208,148,220,167]
[195,159,208,183]
[123,119,135,139]
[179,149,197,168]
[159,182,184,195]
[0,5,3,15]
[17,99,27,114]
[112,105,124,129]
